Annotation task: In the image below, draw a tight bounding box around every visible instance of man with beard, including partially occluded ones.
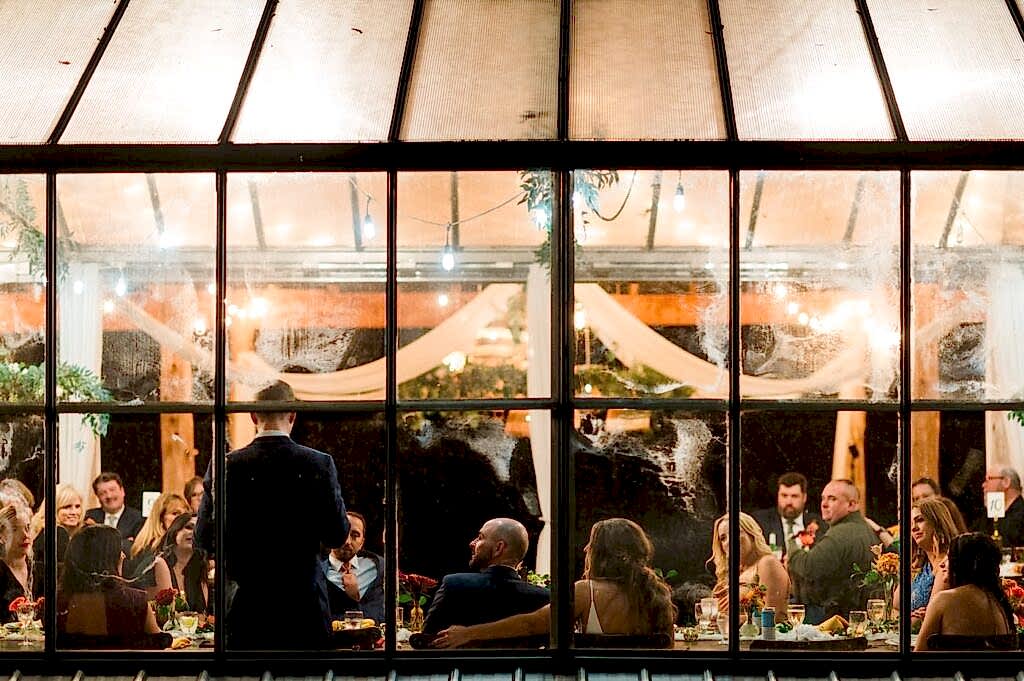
[323,511,385,623]
[753,472,827,559]
[421,518,549,637]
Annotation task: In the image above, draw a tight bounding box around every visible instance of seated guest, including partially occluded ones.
[1,479,34,513]
[323,511,383,623]
[58,525,161,643]
[432,518,675,648]
[915,532,1016,651]
[0,491,33,620]
[183,476,205,515]
[752,472,826,560]
[422,517,549,636]
[906,497,958,625]
[978,467,1024,547]
[912,477,941,504]
[708,513,789,619]
[153,513,208,613]
[788,479,878,624]
[937,496,968,534]
[31,483,85,598]
[123,492,189,596]
[84,472,144,542]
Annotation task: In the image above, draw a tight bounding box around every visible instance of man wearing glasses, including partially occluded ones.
[981,467,1024,547]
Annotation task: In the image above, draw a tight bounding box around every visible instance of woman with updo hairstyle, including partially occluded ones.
[433,518,676,648]
[915,532,1016,651]
[0,487,34,620]
[58,524,160,640]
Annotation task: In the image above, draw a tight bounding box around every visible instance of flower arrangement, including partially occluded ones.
[8,595,43,616]
[1002,578,1024,626]
[525,570,551,588]
[796,520,820,549]
[151,587,188,629]
[853,544,899,620]
[398,572,438,607]
[739,583,767,612]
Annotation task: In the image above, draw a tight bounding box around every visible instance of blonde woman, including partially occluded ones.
[708,512,789,619]
[31,484,85,598]
[123,492,189,596]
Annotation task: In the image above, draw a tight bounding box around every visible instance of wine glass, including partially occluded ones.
[700,597,719,634]
[694,603,709,634]
[788,604,805,627]
[867,598,886,629]
[15,600,35,647]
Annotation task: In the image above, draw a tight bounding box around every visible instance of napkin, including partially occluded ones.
[793,624,835,641]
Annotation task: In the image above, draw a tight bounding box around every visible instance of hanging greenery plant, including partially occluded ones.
[0,361,112,437]
[576,363,694,399]
[0,176,71,281]
[1010,411,1024,428]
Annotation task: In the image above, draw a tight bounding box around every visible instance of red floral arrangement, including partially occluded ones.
[1002,578,1024,625]
[796,520,820,549]
[8,595,43,614]
[399,571,438,607]
[154,588,177,607]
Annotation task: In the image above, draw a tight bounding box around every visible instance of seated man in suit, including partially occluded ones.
[752,471,826,560]
[84,472,144,543]
[323,511,384,624]
[422,517,549,636]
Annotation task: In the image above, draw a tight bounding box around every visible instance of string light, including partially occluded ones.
[437,293,450,307]
[362,196,376,241]
[530,205,551,230]
[673,172,686,213]
[440,223,455,272]
[114,273,127,297]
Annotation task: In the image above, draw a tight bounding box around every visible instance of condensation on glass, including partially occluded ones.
[232,0,413,142]
[869,0,1024,140]
[911,171,1024,402]
[573,408,726,650]
[0,175,46,403]
[738,171,901,402]
[573,170,730,399]
[398,410,550,647]
[570,0,725,140]
[56,174,216,403]
[396,171,550,400]
[59,0,264,143]
[400,0,559,141]
[0,1,117,142]
[721,0,892,140]
[225,172,388,402]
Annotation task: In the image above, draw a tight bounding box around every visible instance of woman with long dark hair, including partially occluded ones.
[433,518,676,647]
[915,532,1016,651]
[153,512,209,613]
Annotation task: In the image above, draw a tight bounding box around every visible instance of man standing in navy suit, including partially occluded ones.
[422,518,549,636]
[84,472,144,543]
[196,380,348,650]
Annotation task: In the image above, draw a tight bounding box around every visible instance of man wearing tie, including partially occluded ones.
[752,472,826,559]
[84,472,144,543]
[323,510,384,623]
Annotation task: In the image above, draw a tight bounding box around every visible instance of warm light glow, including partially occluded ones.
[309,235,333,247]
[583,383,593,394]
[275,222,292,237]
[574,306,587,330]
[207,283,216,295]
[441,246,455,272]
[362,213,376,240]
[673,183,686,212]
[798,312,809,326]
[114,275,127,297]
[193,318,207,335]
[772,283,788,300]
[72,279,85,295]
[102,299,115,314]
[249,297,269,318]
[227,304,239,316]
[786,301,800,315]
[157,229,180,250]
[442,350,467,373]
[437,293,449,307]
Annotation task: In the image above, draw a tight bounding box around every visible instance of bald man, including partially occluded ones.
[421,518,550,636]
[787,479,879,624]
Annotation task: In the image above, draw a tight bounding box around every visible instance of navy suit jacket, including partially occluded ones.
[422,565,550,635]
[85,506,144,543]
[196,434,348,649]
[751,507,827,559]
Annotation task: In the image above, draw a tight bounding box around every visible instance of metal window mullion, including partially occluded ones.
[388,0,426,142]
[558,0,571,140]
[898,168,911,658]
[43,173,58,659]
[219,0,280,143]
[1004,0,1024,60]
[213,171,228,661]
[853,0,909,142]
[727,168,741,658]
[706,0,739,141]
[385,170,399,658]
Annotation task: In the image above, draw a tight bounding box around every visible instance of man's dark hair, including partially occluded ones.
[253,380,296,422]
[912,477,940,494]
[777,472,807,494]
[92,471,124,495]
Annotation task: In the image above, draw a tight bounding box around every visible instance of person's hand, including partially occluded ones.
[432,625,470,648]
[934,559,950,590]
[911,606,927,622]
[83,517,96,526]
[342,569,360,600]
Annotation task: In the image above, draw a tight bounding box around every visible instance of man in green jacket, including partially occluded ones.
[788,479,879,624]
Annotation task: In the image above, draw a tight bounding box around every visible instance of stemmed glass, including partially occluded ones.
[788,604,806,627]
[15,600,35,647]
[867,598,886,630]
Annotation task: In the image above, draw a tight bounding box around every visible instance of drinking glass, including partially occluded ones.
[179,611,199,635]
[344,609,364,630]
[788,604,805,627]
[867,598,886,628]
[716,612,729,641]
[694,603,710,634]
[701,597,719,623]
[848,610,868,636]
[15,600,35,646]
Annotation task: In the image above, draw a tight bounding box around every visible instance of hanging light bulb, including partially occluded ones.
[673,172,686,213]
[440,223,456,272]
[362,196,376,240]
[114,273,127,297]
[530,205,551,230]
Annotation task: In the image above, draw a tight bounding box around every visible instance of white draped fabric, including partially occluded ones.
[526,265,552,573]
[59,263,103,504]
[985,264,1024,475]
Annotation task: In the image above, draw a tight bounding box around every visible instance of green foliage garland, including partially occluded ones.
[576,363,694,399]
[0,361,112,437]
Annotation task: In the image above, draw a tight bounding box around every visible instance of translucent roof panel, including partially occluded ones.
[869,0,1024,140]
[59,0,265,143]
[0,0,117,143]
[232,0,413,142]
[721,0,893,140]
[401,0,559,141]
[570,0,725,140]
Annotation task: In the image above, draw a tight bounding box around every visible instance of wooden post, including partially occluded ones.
[160,348,196,496]
[911,284,941,484]
[228,312,259,449]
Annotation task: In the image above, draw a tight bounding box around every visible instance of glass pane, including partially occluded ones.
[0,1,117,142]
[226,173,388,402]
[0,175,46,403]
[401,0,558,141]
[869,0,1024,140]
[910,410,1018,653]
[740,410,900,651]
[911,171,1024,401]
[397,172,549,400]
[59,0,264,143]
[574,408,726,650]
[570,0,725,140]
[573,170,730,399]
[57,411,213,651]
[399,410,550,649]
[721,0,892,140]
[218,409,384,651]
[232,0,413,142]
[57,174,216,404]
[739,171,901,402]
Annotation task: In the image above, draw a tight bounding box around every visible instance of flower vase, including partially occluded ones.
[408,601,424,633]
[883,585,895,625]
[156,605,175,630]
[739,607,760,638]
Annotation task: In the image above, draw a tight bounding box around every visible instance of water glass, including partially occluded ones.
[716,612,729,640]
[866,598,886,626]
[178,611,199,635]
[344,609,364,630]
[694,603,709,633]
[849,610,868,636]
[788,604,805,627]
